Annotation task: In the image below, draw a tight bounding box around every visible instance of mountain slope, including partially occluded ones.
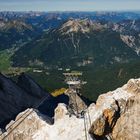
[1,78,140,140]
[0,20,39,51]
[0,73,48,128]
[12,19,139,67]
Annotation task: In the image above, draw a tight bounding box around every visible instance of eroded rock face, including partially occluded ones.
[0,73,70,129]
[54,104,68,121]
[1,78,140,140]
[89,78,140,140]
[65,90,87,116]
[0,109,51,140]
[1,104,94,140]
[0,73,50,128]
[112,95,140,140]
[125,79,140,94]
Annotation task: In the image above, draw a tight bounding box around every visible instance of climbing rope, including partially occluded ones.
[83,109,95,140]
[83,111,88,140]
[1,109,34,140]
[87,108,92,127]
[1,89,94,140]
[72,90,93,140]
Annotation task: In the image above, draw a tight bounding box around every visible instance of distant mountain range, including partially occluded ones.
[11,18,140,67]
[0,12,140,139]
[0,11,140,101]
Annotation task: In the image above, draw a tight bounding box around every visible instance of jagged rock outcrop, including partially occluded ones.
[0,109,51,140]
[1,78,140,140]
[89,78,140,140]
[59,19,107,35]
[0,73,37,128]
[1,103,93,140]
[0,72,71,130]
[0,73,51,129]
[65,90,87,116]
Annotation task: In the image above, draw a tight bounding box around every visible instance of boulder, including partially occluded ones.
[89,78,140,139]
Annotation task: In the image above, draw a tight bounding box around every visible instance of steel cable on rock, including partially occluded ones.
[1,94,50,140]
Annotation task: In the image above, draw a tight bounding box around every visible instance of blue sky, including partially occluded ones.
[0,0,140,11]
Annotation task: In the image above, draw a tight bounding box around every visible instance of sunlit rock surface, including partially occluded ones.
[1,104,93,140]
[1,78,140,140]
[89,78,140,140]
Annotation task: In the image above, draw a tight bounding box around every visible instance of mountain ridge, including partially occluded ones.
[0,73,70,129]
[1,78,140,140]
[12,19,140,67]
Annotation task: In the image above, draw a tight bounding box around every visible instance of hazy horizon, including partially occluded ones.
[0,0,140,12]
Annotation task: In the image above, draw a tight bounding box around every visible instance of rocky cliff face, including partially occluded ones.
[1,104,93,140]
[0,72,71,130]
[1,78,140,140]
[59,19,106,35]
[0,73,51,129]
[89,78,140,140]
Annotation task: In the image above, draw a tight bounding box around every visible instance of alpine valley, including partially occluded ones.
[0,12,140,100]
[0,11,140,140]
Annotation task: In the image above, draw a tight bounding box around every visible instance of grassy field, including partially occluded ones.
[0,49,30,75]
[25,61,140,101]
[0,50,12,71]
[0,50,139,101]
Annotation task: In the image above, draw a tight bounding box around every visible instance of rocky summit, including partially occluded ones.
[0,73,49,129]
[1,78,140,140]
[0,73,69,129]
[89,78,140,139]
[59,19,106,34]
